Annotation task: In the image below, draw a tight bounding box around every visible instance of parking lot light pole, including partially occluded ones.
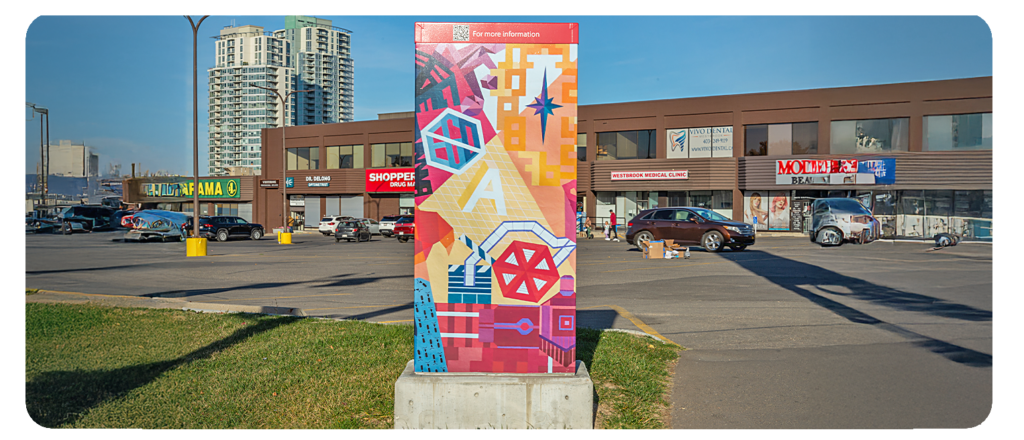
[250,83,311,230]
[186,15,208,256]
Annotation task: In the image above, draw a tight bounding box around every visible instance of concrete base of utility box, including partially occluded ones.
[393,359,594,429]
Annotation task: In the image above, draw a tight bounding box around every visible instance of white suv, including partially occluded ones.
[318,216,353,236]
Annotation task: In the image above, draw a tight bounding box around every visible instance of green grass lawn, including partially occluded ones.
[26,303,679,429]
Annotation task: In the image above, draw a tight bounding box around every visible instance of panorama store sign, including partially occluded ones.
[365,168,416,192]
[142,178,241,199]
[775,158,895,185]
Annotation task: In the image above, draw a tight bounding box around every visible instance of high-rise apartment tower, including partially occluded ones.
[206,17,353,177]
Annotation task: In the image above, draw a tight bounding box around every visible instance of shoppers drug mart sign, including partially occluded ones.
[611,170,688,181]
[366,168,416,192]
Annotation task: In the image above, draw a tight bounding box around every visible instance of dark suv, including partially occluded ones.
[187,216,264,242]
[626,207,755,252]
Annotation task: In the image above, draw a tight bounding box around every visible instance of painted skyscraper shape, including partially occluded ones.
[207,16,354,177]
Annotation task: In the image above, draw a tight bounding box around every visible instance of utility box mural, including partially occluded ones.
[413,22,579,373]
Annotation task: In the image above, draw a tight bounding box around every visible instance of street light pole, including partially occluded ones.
[186,15,209,239]
[250,83,311,229]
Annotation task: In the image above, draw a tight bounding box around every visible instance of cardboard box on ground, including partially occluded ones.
[641,239,689,260]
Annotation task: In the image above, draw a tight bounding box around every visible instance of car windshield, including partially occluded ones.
[321,218,333,222]
[826,199,872,215]
[397,218,414,224]
[691,208,730,222]
[341,222,358,228]
[382,216,399,221]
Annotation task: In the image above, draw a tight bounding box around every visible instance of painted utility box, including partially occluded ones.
[412,22,579,373]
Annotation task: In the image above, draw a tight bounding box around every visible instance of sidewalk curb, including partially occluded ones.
[26,290,307,318]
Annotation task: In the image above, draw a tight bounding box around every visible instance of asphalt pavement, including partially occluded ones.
[24,229,992,428]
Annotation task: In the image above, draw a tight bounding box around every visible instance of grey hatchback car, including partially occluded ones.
[334,220,371,242]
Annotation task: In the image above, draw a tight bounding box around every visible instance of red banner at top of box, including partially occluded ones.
[415,22,578,44]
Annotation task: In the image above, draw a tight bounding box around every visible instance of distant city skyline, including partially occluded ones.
[23,15,992,177]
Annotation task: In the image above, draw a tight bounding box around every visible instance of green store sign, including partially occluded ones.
[143,179,241,199]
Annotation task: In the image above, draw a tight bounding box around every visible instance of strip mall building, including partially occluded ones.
[124,76,992,241]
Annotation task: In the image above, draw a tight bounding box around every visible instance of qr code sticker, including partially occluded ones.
[453,25,469,41]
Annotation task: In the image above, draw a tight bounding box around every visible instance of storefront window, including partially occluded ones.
[923,113,992,151]
[744,125,768,156]
[830,118,910,154]
[791,122,818,154]
[371,142,413,168]
[287,147,319,170]
[182,203,210,216]
[326,145,364,169]
[595,130,656,160]
[577,133,587,161]
[215,203,239,217]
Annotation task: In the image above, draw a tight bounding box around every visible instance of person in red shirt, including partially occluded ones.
[608,209,619,242]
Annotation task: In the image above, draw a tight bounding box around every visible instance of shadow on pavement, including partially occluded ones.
[731,249,991,367]
[26,314,301,428]
[577,309,620,330]
[320,302,414,320]
[141,273,410,299]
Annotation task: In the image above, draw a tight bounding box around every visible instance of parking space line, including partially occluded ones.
[579,304,680,347]
[33,289,137,299]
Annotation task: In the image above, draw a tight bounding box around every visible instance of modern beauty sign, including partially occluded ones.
[775,158,892,185]
[413,22,579,374]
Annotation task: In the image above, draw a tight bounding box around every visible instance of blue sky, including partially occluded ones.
[23,15,992,176]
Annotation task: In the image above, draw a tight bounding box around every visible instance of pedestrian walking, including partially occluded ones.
[609,209,619,242]
[604,220,611,240]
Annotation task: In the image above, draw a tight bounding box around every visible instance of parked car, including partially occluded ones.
[393,217,415,243]
[114,210,136,228]
[334,220,371,242]
[810,198,880,246]
[626,207,755,252]
[124,210,190,242]
[319,215,354,236]
[354,218,381,235]
[380,215,413,237]
[26,218,60,234]
[186,216,265,242]
[57,205,117,232]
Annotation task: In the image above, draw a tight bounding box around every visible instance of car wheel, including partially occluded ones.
[399,237,408,243]
[251,229,263,240]
[634,230,654,252]
[335,237,340,242]
[817,227,843,247]
[702,231,724,252]
[216,229,229,242]
[728,245,747,251]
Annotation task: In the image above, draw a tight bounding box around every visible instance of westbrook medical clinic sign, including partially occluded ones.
[611,170,688,181]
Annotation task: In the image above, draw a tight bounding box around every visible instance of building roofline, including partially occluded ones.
[580,76,992,110]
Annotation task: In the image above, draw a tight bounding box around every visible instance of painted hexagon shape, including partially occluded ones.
[422,108,485,175]
[492,241,560,303]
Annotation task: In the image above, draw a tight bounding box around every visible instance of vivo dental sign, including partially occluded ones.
[611,170,688,181]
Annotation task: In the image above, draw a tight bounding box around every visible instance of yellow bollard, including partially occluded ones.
[186,238,208,257]
[278,232,292,244]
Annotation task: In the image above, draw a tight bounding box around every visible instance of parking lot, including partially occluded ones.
[25,230,992,428]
